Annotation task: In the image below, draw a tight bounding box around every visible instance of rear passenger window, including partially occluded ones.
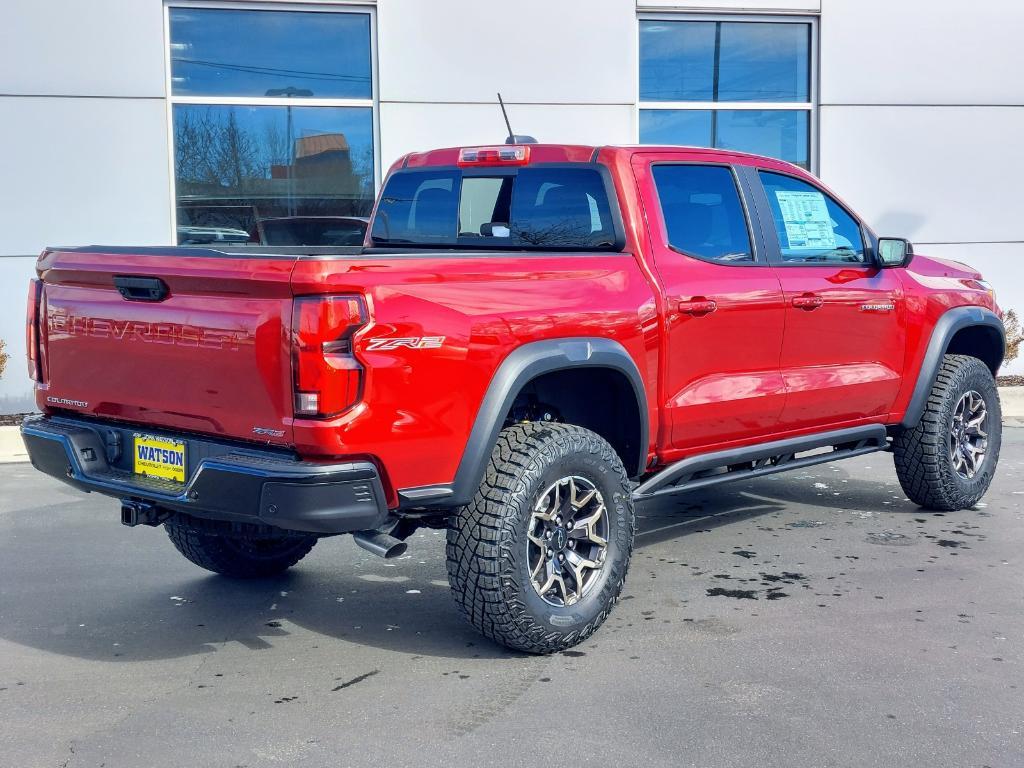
[651,165,753,263]
[759,171,866,264]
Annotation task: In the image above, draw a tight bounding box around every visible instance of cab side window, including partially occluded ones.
[759,171,866,264]
[651,164,754,263]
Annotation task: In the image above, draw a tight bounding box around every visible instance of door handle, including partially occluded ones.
[678,298,717,316]
[791,294,823,311]
[113,275,169,302]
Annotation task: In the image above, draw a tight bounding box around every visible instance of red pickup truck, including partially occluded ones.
[22,143,1005,653]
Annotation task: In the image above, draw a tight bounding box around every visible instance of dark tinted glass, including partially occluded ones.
[510,168,616,247]
[169,8,371,99]
[371,171,458,243]
[259,217,366,246]
[371,167,617,249]
[173,104,374,245]
[718,23,810,102]
[639,19,809,103]
[759,171,865,263]
[652,165,753,263]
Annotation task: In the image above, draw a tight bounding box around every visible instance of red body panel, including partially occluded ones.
[37,250,295,447]
[772,265,906,428]
[888,254,999,417]
[32,145,1001,507]
[288,252,658,494]
[630,151,788,453]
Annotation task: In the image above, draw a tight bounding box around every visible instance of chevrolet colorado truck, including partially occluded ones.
[22,143,1005,653]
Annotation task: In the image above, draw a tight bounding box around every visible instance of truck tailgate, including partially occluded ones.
[36,247,297,447]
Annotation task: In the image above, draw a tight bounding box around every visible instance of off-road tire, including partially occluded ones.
[446,422,635,654]
[894,354,1001,511]
[166,522,317,578]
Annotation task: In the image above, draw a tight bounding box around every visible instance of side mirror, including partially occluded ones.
[877,237,914,268]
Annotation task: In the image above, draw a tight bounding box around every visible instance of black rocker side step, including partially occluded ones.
[632,425,888,501]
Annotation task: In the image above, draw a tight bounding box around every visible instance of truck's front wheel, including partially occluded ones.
[893,354,1002,511]
[166,522,317,578]
[447,423,635,654]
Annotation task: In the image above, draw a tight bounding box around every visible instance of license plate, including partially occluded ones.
[133,434,186,483]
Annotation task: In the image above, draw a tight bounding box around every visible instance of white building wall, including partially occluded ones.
[379,102,635,166]
[818,0,1024,106]
[376,0,637,163]
[0,0,172,411]
[640,0,819,11]
[0,0,166,98]
[378,0,636,105]
[0,98,174,255]
[818,0,1024,372]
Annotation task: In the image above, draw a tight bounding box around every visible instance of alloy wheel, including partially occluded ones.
[527,476,609,607]
[949,390,989,480]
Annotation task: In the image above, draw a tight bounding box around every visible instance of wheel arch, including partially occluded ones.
[901,306,1005,428]
[398,338,649,508]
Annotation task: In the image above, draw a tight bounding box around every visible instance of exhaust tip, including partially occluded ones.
[383,541,409,559]
[352,530,408,559]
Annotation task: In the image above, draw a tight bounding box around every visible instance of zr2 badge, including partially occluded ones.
[365,336,445,351]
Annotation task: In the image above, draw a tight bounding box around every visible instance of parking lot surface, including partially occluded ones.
[2,431,1022,768]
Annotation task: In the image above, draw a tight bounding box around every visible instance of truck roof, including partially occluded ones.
[398,143,807,175]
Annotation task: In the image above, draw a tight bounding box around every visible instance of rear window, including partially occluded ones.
[259,217,367,246]
[370,166,619,249]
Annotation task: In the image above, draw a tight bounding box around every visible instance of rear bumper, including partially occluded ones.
[20,415,389,534]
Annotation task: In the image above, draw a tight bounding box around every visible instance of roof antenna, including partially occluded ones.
[497,92,536,145]
[497,92,514,142]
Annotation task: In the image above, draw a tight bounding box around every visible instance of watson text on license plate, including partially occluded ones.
[133,434,186,483]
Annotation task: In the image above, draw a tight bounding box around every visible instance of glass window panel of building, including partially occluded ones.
[169,7,375,246]
[639,19,812,168]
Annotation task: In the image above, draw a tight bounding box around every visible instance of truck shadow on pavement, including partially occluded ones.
[637,469,917,549]
[0,468,922,664]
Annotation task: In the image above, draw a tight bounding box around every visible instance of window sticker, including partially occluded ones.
[774,190,836,250]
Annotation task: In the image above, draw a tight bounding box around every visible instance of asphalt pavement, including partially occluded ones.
[1,431,1022,768]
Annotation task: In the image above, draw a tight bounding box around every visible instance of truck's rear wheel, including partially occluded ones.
[446,423,634,654]
[166,522,317,578]
[893,354,1002,511]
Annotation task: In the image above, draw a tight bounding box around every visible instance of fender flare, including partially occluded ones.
[397,338,649,508]
[901,306,1005,428]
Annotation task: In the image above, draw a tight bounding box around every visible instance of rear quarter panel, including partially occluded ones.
[290,253,659,494]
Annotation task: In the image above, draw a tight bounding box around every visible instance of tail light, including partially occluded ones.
[26,279,42,382]
[292,295,367,418]
[458,145,530,166]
